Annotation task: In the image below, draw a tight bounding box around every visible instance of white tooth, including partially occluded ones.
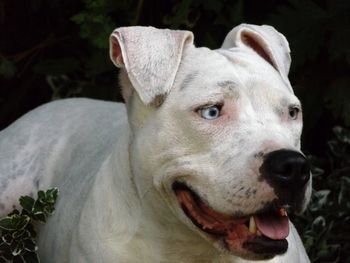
[279,208,287,216]
[249,216,257,234]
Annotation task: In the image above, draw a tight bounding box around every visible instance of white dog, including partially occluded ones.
[0,24,311,262]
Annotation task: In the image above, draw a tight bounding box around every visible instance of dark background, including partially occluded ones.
[1,0,349,262]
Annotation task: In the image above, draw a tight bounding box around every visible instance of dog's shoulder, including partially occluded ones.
[0,98,128,215]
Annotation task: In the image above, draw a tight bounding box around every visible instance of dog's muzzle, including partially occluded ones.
[171,149,311,258]
[260,149,311,212]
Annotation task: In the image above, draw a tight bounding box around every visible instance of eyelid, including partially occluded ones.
[193,101,224,112]
[289,104,302,112]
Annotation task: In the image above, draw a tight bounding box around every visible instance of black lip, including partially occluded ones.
[242,236,288,256]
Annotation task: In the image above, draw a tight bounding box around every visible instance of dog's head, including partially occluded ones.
[110,24,311,260]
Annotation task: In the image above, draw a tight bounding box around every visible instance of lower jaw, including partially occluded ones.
[242,236,288,256]
[217,228,288,259]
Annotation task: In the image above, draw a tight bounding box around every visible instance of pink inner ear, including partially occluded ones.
[241,32,275,68]
[111,37,124,66]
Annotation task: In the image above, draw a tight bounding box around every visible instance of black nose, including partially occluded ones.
[263,149,310,189]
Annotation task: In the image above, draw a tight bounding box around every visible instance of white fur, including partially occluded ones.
[0,24,310,262]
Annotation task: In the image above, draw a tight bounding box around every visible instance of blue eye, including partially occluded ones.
[199,105,221,120]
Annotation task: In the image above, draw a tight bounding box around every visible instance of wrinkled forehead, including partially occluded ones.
[173,46,298,103]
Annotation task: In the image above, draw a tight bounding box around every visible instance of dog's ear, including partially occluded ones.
[221,24,291,88]
[110,26,194,106]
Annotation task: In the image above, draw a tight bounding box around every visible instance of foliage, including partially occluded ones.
[293,127,350,262]
[0,188,59,263]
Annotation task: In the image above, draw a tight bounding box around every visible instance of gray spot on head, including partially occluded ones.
[0,203,5,211]
[280,97,289,107]
[217,80,237,90]
[179,71,198,91]
[218,80,240,99]
[274,106,284,117]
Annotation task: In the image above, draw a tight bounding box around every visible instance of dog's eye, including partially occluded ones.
[288,106,300,120]
[199,105,222,120]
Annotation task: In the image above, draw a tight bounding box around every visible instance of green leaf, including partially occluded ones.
[0,188,58,261]
[12,229,26,240]
[45,188,58,204]
[333,126,350,145]
[0,215,30,232]
[23,239,37,253]
[31,213,45,223]
[1,233,12,245]
[37,191,45,202]
[311,216,326,233]
[22,252,40,263]
[19,197,35,214]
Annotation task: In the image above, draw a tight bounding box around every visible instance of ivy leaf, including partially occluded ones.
[19,197,35,214]
[22,252,40,263]
[332,126,350,145]
[23,239,37,253]
[309,190,330,212]
[0,188,58,261]
[0,215,30,232]
[44,188,59,204]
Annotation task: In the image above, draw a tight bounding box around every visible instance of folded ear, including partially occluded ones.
[110,26,194,106]
[221,24,292,89]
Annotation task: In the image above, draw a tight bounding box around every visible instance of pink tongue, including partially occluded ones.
[254,213,289,240]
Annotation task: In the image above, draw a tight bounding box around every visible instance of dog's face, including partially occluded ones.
[110,25,312,260]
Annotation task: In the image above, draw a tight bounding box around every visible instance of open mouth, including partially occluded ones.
[173,182,289,258]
